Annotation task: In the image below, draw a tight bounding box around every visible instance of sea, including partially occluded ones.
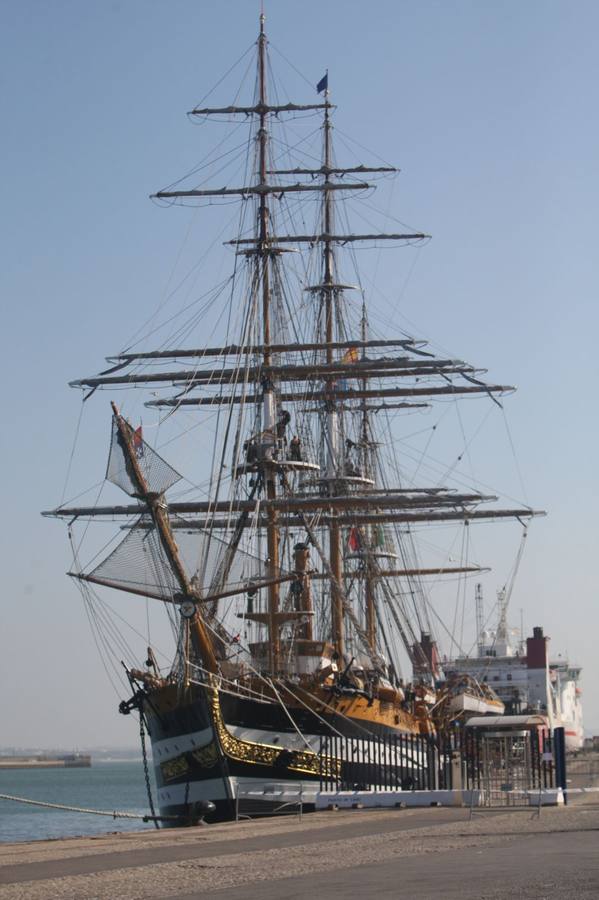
[0,759,155,843]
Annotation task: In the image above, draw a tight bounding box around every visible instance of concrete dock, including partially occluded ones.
[1,805,598,899]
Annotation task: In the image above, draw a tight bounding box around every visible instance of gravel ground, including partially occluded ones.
[1,806,598,899]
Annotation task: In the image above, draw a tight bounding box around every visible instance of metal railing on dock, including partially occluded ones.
[318,725,563,804]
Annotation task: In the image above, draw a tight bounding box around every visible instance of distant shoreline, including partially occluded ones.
[0,755,91,769]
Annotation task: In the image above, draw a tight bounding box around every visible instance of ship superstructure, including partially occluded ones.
[44,16,545,820]
[444,594,583,751]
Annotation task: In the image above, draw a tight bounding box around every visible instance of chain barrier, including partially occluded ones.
[140,712,160,829]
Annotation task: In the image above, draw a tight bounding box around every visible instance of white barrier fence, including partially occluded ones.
[233,783,599,822]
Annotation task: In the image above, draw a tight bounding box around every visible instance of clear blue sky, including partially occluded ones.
[1,0,597,747]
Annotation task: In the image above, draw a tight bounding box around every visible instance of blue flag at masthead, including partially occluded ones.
[316,72,328,94]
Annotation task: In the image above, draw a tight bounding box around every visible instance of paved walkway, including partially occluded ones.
[1,806,598,899]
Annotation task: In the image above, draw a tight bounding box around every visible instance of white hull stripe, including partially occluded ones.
[228,725,321,752]
[157,775,319,807]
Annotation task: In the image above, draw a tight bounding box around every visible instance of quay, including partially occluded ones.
[1,804,599,899]
[0,755,91,770]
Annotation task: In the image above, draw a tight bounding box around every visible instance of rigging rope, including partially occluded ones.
[60,400,85,506]
[265,677,314,751]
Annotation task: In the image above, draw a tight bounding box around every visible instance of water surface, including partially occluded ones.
[0,760,156,843]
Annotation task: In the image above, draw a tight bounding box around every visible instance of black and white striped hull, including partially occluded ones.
[145,686,423,824]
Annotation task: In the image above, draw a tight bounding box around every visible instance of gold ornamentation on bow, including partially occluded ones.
[191,741,219,768]
[160,754,190,782]
[209,688,340,778]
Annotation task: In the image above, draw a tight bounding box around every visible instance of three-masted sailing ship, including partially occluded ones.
[45,16,543,822]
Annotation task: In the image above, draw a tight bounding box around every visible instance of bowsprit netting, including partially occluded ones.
[82,517,269,602]
[84,518,180,601]
[106,416,182,497]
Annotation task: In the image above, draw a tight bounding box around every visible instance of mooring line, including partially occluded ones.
[0,793,172,822]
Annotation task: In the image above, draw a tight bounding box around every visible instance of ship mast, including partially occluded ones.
[109,402,218,674]
[256,13,281,674]
[320,84,345,659]
[360,303,377,651]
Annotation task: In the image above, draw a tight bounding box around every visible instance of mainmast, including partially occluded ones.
[256,14,281,674]
[320,83,345,659]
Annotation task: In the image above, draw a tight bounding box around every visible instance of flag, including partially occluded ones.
[133,425,144,457]
[374,525,386,549]
[341,346,359,364]
[348,527,361,552]
[317,72,328,94]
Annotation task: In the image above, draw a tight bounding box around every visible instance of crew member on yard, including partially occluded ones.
[276,409,291,439]
[289,435,302,461]
[244,439,258,464]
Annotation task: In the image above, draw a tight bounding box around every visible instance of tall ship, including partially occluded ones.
[444,587,583,751]
[44,16,544,821]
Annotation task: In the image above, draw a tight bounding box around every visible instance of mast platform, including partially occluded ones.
[345,551,399,562]
[318,474,376,488]
[234,459,321,478]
